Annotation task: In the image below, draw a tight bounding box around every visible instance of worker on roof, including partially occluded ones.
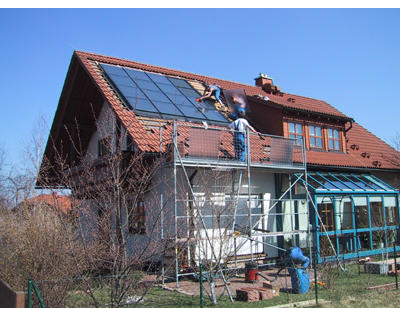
[229,110,259,162]
[229,94,247,120]
[196,83,224,106]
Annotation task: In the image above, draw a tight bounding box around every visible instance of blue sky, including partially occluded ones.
[0,8,399,171]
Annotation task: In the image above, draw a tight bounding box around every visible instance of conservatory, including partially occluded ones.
[294,172,400,262]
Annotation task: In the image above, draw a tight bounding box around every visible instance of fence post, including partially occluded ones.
[28,279,32,308]
[199,263,204,308]
[313,229,319,306]
[27,278,45,308]
[394,228,398,289]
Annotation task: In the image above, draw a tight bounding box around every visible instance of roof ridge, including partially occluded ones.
[75,50,271,94]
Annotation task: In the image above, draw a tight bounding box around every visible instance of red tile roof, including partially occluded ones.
[22,194,73,216]
[74,51,400,171]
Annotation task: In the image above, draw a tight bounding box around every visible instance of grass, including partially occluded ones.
[66,264,400,307]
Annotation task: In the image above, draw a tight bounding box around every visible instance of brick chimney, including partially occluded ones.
[255,73,281,95]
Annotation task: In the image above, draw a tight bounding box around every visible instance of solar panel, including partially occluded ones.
[100,63,228,124]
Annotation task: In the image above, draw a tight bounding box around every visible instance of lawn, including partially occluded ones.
[66,264,400,308]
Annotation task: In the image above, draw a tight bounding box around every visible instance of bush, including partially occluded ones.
[0,204,87,307]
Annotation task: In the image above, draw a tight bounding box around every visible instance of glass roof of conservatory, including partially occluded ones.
[295,172,398,193]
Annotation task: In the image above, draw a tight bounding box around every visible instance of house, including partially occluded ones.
[37,51,400,281]
[14,193,74,218]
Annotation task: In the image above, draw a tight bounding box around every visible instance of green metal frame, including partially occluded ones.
[294,172,400,263]
[27,278,45,308]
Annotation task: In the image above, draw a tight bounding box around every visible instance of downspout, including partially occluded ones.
[345,119,354,133]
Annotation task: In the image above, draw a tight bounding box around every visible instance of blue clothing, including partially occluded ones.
[286,247,310,269]
[229,106,246,120]
[209,85,221,101]
[234,132,246,161]
[228,103,247,120]
[230,119,248,161]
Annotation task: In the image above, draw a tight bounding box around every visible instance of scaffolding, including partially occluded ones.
[160,120,315,287]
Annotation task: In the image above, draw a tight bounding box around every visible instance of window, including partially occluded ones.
[128,199,146,234]
[327,128,341,151]
[317,197,335,232]
[288,122,303,146]
[384,196,398,226]
[309,125,323,148]
[98,136,111,157]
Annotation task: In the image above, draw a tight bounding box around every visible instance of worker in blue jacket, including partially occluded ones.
[196,83,224,106]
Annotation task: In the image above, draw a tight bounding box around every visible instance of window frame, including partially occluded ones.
[308,125,323,149]
[128,198,146,235]
[288,122,304,146]
[327,128,341,151]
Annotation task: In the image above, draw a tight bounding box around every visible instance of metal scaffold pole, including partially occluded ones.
[173,121,179,287]
[246,129,253,261]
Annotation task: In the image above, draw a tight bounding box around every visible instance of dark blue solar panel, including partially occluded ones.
[167,77,192,89]
[100,63,228,124]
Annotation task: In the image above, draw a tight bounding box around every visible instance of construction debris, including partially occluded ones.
[236,286,279,302]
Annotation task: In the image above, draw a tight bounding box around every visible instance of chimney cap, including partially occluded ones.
[255,73,273,80]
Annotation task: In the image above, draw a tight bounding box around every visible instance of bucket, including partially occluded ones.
[288,268,309,294]
[245,262,259,282]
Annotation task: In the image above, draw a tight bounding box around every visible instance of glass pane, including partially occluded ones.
[134,78,159,91]
[370,196,384,227]
[108,74,133,86]
[316,127,322,136]
[168,77,192,89]
[158,83,181,95]
[319,234,337,257]
[357,231,371,251]
[296,124,302,134]
[178,105,207,119]
[289,134,296,140]
[166,94,191,106]
[387,229,398,247]
[289,122,295,133]
[125,68,150,81]
[101,63,126,76]
[335,175,362,190]
[152,101,182,116]
[118,85,146,98]
[338,233,355,254]
[204,110,229,122]
[310,137,316,147]
[372,230,386,249]
[329,139,334,149]
[385,196,398,226]
[296,136,303,146]
[353,196,369,228]
[179,87,201,99]
[363,175,390,190]
[317,196,335,231]
[347,175,374,190]
[126,96,158,113]
[328,129,333,138]
[309,126,315,136]
[307,176,325,190]
[316,138,322,148]
[323,175,349,189]
[334,130,339,139]
[335,196,353,230]
[313,175,338,190]
[334,140,340,150]
[147,72,171,84]
[142,89,170,102]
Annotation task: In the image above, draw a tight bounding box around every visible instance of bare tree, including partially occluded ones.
[38,110,174,307]
[187,168,242,305]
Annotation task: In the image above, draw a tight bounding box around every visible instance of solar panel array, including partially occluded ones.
[100,63,228,124]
